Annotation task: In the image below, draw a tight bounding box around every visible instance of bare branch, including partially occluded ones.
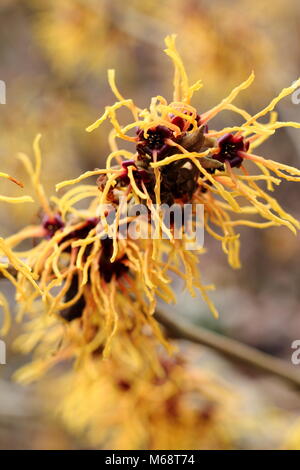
[156,308,300,390]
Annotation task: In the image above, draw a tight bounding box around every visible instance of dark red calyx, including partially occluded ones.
[60,274,85,322]
[170,113,202,132]
[60,218,99,257]
[170,115,186,131]
[215,133,249,168]
[42,213,64,238]
[118,160,153,188]
[99,237,129,283]
[117,380,131,391]
[136,125,175,160]
[117,160,136,185]
[187,113,202,131]
[64,217,99,242]
[121,160,136,170]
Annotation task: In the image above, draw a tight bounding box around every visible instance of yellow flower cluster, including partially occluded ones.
[48,344,235,450]
[0,35,300,449]
[0,171,35,335]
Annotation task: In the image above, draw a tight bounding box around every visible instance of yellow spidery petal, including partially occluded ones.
[0,238,42,295]
[0,293,11,336]
[0,172,23,187]
[201,72,255,124]
[18,135,52,216]
[241,78,300,129]
[0,195,33,204]
[164,35,191,103]
[56,168,113,191]
[127,166,147,199]
[107,69,139,121]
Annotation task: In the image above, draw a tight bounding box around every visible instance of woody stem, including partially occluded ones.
[156,308,300,390]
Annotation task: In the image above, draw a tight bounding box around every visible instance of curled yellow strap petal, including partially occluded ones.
[0,195,33,204]
[201,71,255,124]
[56,169,113,191]
[0,293,11,336]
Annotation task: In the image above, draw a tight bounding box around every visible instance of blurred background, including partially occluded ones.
[0,0,300,449]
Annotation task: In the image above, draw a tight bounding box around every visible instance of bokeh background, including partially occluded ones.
[0,0,300,449]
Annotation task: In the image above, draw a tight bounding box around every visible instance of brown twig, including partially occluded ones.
[156,308,300,390]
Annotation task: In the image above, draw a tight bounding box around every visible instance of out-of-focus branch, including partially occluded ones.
[156,308,300,390]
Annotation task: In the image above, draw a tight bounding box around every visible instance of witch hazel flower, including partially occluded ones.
[67,34,300,273]
[2,35,300,398]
